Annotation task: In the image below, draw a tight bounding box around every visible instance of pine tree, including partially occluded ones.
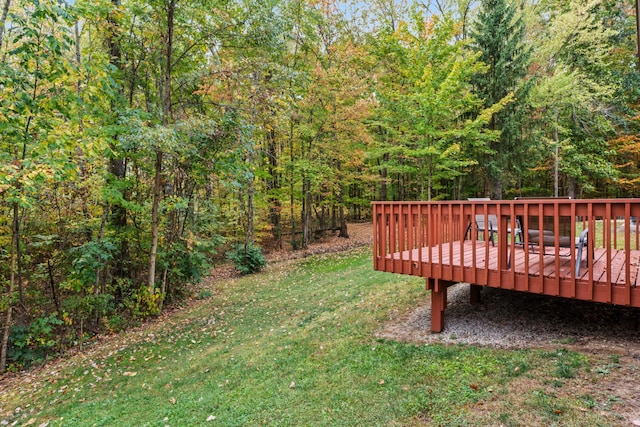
[470,0,531,198]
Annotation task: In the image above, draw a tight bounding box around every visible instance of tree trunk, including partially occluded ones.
[47,259,60,314]
[302,176,311,249]
[74,21,81,93]
[331,202,337,231]
[568,177,577,199]
[246,165,255,247]
[554,107,559,198]
[267,128,282,248]
[148,148,163,294]
[427,157,433,201]
[289,121,296,249]
[491,177,503,200]
[159,267,168,312]
[319,201,326,233]
[0,202,18,373]
[338,187,348,238]
[93,205,108,326]
[636,0,640,69]
[16,205,23,307]
[0,0,11,54]
[149,0,174,295]
[163,0,174,123]
[380,152,389,201]
[106,0,129,280]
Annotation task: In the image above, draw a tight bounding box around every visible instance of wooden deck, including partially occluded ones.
[373,199,640,332]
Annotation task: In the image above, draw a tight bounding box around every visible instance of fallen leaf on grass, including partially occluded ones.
[123,372,137,377]
[206,415,216,422]
[169,397,177,405]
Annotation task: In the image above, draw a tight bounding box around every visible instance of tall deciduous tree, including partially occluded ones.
[528,0,619,197]
[104,0,130,281]
[369,13,508,201]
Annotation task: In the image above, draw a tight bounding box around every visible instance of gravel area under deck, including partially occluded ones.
[376,282,640,354]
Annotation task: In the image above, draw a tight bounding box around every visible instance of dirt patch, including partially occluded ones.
[264,222,373,263]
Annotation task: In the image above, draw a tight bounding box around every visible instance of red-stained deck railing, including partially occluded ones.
[372,199,640,332]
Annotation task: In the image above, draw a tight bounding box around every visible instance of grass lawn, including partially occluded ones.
[0,247,631,426]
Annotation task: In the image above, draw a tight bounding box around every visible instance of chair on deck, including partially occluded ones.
[465,198,498,246]
[521,215,589,276]
[465,198,522,246]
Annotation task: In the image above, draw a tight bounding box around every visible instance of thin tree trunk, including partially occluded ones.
[267,128,282,248]
[636,0,640,69]
[107,0,129,280]
[568,177,577,199]
[338,188,348,238]
[491,177,503,200]
[286,2,304,250]
[331,201,337,231]
[47,259,60,313]
[148,148,163,294]
[16,206,23,307]
[0,0,11,53]
[93,205,108,326]
[554,107,559,198]
[149,0,174,295]
[427,157,432,201]
[159,267,168,312]
[15,117,31,308]
[0,203,18,373]
[163,0,174,123]
[246,167,255,246]
[74,21,81,94]
[302,175,311,249]
[289,121,296,249]
[379,131,388,201]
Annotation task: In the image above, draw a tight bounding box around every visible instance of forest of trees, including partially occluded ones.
[1,0,639,372]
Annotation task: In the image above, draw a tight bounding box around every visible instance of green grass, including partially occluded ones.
[577,219,635,250]
[0,248,628,426]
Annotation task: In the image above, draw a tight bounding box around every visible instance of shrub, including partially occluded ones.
[226,243,266,275]
[8,314,63,369]
[196,289,213,300]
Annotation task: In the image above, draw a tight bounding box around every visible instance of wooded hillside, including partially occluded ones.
[1,0,639,371]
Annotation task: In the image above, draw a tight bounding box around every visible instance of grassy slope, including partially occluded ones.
[0,247,628,426]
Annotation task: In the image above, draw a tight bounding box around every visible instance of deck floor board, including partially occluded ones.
[388,240,640,288]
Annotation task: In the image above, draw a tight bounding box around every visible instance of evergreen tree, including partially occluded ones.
[470,0,531,198]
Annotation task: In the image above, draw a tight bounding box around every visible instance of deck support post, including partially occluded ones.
[430,279,448,333]
[470,284,482,304]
